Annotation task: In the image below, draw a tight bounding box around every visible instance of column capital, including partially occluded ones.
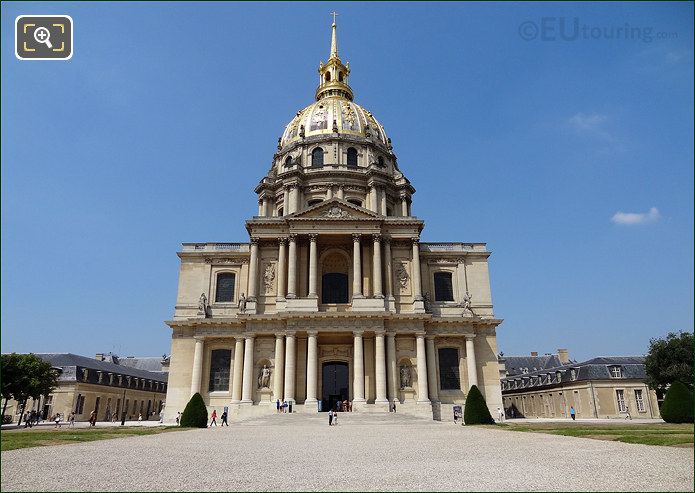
[308,234,318,242]
[250,237,260,245]
[285,330,297,338]
[274,332,286,339]
[352,330,365,337]
[425,334,437,341]
[372,233,382,243]
[288,233,297,242]
[278,237,288,245]
[400,191,409,199]
[338,184,345,190]
[386,330,396,339]
[193,335,206,342]
[352,233,361,242]
[465,333,476,340]
[243,333,256,341]
[383,236,391,245]
[374,329,386,337]
[306,330,319,337]
[415,331,426,338]
[412,236,420,244]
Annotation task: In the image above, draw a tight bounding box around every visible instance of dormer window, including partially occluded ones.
[311,147,324,167]
[377,156,385,167]
[556,372,562,383]
[346,147,358,167]
[570,368,577,381]
[609,366,622,378]
[284,156,292,168]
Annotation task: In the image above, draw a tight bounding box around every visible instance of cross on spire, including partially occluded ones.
[329,12,339,58]
[330,11,338,25]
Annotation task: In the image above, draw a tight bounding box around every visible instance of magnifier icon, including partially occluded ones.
[33,27,53,49]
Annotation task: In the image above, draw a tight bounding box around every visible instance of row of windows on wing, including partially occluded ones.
[79,368,167,392]
[502,365,625,391]
[73,393,164,419]
[283,147,386,169]
[207,346,465,392]
[211,271,457,304]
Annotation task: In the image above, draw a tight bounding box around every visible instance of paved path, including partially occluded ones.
[1,413,692,491]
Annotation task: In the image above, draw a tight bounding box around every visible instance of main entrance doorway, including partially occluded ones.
[321,361,349,412]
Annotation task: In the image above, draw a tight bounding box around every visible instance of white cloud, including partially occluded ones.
[611,207,661,225]
[568,112,608,132]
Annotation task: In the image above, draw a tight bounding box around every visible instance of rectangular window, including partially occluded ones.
[433,272,454,302]
[634,389,645,412]
[437,347,460,390]
[132,400,138,414]
[75,394,85,414]
[215,273,236,302]
[610,366,622,378]
[209,349,232,392]
[616,389,626,412]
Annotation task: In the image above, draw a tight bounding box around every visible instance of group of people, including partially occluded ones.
[275,399,293,413]
[22,410,42,427]
[208,409,229,427]
[50,412,75,428]
[334,400,352,412]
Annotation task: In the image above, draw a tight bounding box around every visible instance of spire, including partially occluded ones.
[330,11,338,59]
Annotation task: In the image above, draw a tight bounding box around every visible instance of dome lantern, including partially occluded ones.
[315,14,353,102]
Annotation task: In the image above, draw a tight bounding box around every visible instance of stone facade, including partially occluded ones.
[164,21,503,421]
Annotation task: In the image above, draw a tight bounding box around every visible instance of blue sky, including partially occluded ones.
[2,2,693,362]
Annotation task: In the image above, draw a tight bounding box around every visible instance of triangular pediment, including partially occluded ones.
[288,198,380,220]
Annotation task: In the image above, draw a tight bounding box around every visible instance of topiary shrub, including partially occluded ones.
[180,392,208,428]
[463,384,495,425]
[660,381,694,424]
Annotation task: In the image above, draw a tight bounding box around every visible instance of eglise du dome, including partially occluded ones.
[164,19,503,421]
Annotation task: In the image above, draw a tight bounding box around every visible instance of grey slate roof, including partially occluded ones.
[501,356,647,393]
[117,356,165,372]
[504,355,568,376]
[35,353,168,382]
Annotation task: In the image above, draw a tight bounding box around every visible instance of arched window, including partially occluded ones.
[377,156,385,167]
[284,156,292,168]
[347,198,362,207]
[346,147,358,167]
[208,349,231,392]
[307,199,323,207]
[386,207,393,217]
[438,348,461,390]
[312,147,324,167]
[278,207,284,217]
[338,71,344,82]
[325,72,331,82]
[433,272,454,301]
[322,273,349,303]
[215,273,236,302]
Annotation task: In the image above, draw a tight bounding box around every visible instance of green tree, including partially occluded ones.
[660,381,694,424]
[1,354,59,426]
[180,392,208,428]
[644,331,694,399]
[463,385,495,425]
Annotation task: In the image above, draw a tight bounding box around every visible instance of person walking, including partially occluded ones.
[221,410,229,426]
[332,410,338,426]
[176,412,181,425]
[328,409,333,426]
[69,412,76,427]
[282,400,287,413]
[497,407,505,422]
[89,410,97,427]
[276,399,280,413]
[625,406,631,420]
[138,413,143,424]
[570,406,576,421]
[210,409,218,427]
[54,413,62,428]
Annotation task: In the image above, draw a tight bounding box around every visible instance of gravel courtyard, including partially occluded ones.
[1,413,693,491]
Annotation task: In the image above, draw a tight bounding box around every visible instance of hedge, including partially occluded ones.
[180,392,208,428]
[464,385,495,425]
[660,381,694,424]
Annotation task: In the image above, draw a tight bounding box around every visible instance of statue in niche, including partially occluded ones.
[263,264,275,292]
[399,365,412,389]
[257,365,271,389]
[462,291,473,314]
[423,291,432,313]
[396,263,409,289]
[198,293,208,317]
[238,293,247,313]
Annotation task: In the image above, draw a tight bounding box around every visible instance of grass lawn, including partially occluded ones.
[497,421,694,447]
[1,426,188,451]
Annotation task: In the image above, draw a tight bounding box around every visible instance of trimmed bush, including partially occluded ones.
[463,384,495,425]
[180,392,208,428]
[660,381,694,424]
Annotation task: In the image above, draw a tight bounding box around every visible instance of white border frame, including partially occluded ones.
[15,15,73,61]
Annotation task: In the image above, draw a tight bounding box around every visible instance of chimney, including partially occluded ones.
[530,351,538,357]
[95,353,105,361]
[558,348,570,364]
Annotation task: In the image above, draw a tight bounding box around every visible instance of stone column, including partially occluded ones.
[257,200,263,216]
[425,336,439,402]
[284,332,296,403]
[305,331,318,405]
[273,334,285,402]
[231,337,244,402]
[386,332,397,403]
[241,335,255,403]
[308,234,318,298]
[294,185,302,213]
[369,186,378,213]
[401,194,408,217]
[380,187,387,215]
[383,238,393,299]
[326,187,333,200]
[411,237,423,300]
[287,235,297,298]
[262,197,270,216]
[190,336,204,397]
[466,335,478,389]
[276,238,287,300]
[337,185,345,200]
[283,187,290,215]
[415,333,430,403]
[288,185,297,214]
[248,238,259,301]
[372,234,383,298]
[353,331,366,402]
[352,234,363,298]
[374,331,388,403]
